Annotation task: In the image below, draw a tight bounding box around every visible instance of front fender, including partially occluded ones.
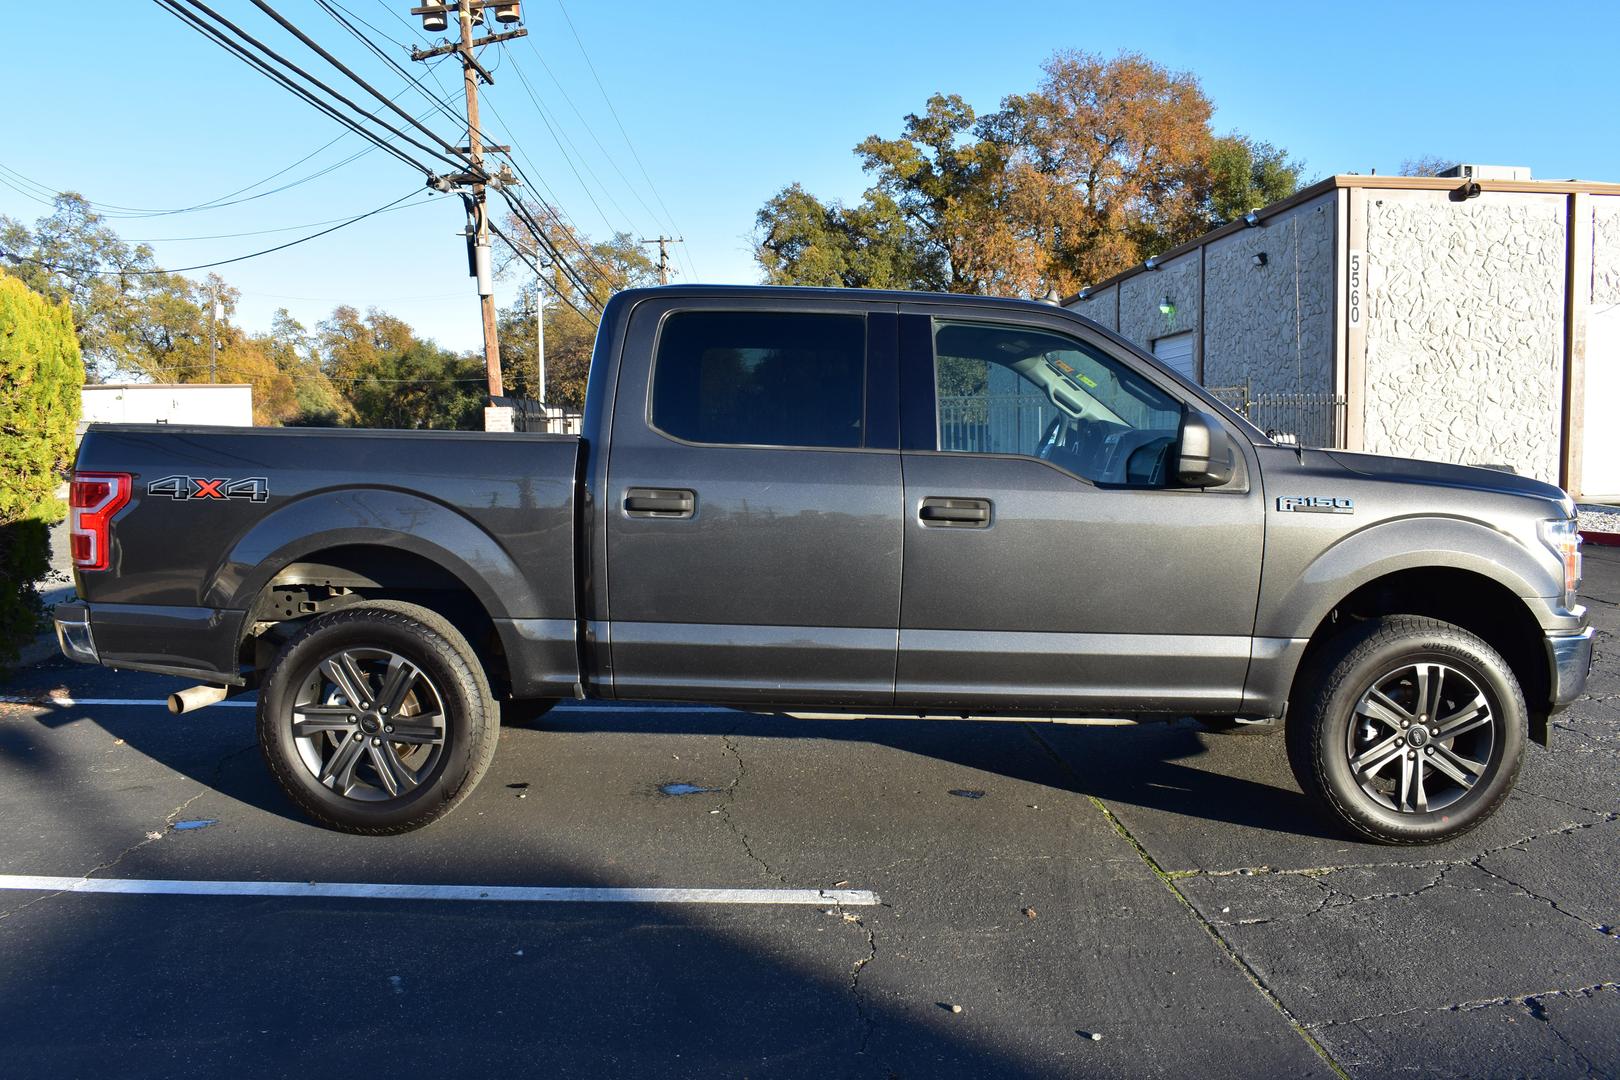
[204,488,542,621]
[1256,515,1562,642]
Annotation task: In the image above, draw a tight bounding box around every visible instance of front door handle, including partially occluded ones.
[919,497,991,528]
[624,487,696,519]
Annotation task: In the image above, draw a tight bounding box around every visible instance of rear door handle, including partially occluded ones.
[918,497,991,528]
[624,487,696,519]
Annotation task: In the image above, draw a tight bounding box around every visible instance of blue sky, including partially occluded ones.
[3,1,1616,353]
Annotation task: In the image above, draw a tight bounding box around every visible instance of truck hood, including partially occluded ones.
[1320,450,1572,511]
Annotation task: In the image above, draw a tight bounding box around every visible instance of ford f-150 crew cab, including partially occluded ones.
[56,286,1594,842]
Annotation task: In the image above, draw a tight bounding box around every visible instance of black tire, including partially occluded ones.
[500,698,560,726]
[1287,615,1526,845]
[258,601,498,834]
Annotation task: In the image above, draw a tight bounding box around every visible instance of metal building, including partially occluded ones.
[1065,168,1620,501]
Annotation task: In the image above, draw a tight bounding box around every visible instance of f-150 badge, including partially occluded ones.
[147,475,269,502]
[1278,495,1353,514]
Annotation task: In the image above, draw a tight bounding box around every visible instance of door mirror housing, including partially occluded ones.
[1177,410,1235,487]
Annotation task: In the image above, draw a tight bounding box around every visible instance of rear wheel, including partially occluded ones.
[1287,615,1525,845]
[258,602,498,834]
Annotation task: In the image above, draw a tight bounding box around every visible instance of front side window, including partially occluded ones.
[652,311,865,448]
[934,320,1183,486]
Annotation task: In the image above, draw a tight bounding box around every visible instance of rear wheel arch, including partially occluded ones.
[238,543,512,698]
[207,488,542,622]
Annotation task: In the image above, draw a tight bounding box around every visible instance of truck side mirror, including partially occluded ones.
[1177,410,1235,487]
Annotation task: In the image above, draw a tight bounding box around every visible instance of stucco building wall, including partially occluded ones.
[1594,195,1620,306]
[1073,284,1117,331]
[1201,192,1336,395]
[1118,251,1199,350]
[1360,189,1566,482]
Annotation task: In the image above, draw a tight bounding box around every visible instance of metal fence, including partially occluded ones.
[938,393,1057,454]
[942,385,1346,452]
[1206,382,1345,448]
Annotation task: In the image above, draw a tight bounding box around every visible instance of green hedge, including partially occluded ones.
[0,275,83,668]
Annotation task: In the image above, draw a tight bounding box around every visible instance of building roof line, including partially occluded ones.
[1063,173,1620,305]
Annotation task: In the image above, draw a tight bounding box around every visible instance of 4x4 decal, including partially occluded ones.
[147,475,270,503]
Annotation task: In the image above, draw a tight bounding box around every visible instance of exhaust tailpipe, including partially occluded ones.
[167,684,232,715]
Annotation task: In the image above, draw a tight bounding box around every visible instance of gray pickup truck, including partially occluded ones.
[57,286,1592,842]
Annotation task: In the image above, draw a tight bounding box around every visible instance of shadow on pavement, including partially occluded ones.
[0,708,1057,1080]
[10,696,1339,842]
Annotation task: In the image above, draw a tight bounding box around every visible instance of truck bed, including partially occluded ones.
[72,424,582,691]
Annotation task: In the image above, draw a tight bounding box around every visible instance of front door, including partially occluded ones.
[895,310,1264,714]
[605,300,903,705]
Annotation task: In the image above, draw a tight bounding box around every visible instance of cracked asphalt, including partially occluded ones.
[0,549,1615,1078]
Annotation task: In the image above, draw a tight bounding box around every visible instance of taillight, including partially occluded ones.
[69,472,132,572]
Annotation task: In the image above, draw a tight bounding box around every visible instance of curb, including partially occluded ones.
[1581,531,1620,548]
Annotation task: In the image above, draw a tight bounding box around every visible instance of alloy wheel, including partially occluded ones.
[1346,661,1496,814]
[288,647,448,801]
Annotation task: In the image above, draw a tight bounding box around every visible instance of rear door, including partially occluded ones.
[895,307,1264,714]
[604,296,903,705]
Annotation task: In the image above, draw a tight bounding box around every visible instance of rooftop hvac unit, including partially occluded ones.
[1437,164,1533,181]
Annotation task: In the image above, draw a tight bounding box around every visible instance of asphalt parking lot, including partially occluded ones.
[2,550,1615,1079]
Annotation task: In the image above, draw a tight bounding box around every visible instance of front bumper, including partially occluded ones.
[1546,625,1596,710]
[53,601,99,665]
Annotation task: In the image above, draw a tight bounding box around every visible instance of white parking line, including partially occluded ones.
[0,875,880,906]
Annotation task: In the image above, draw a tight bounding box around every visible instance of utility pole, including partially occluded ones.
[207,281,221,382]
[411,1,527,425]
[534,278,546,407]
[641,236,682,286]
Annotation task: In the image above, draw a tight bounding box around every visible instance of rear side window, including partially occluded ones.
[651,311,865,448]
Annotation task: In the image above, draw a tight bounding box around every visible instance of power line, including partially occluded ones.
[550,0,696,279]
[475,91,618,283]
[495,188,608,307]
[128,192,438,242]
[0,66,453,221]
[499,44,639,239]
[516,33,677,252]
[488,218,599,327]
[316,0,468,134]
[157,0,465,176]
[2,189,422,277]
[249,0,483,176]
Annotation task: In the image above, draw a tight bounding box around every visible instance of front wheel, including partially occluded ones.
[258,601,498,834]
[1287,615,1525,845]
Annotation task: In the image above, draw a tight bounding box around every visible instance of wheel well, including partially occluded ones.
[240,544,509,696]
[1295,568,1551,743]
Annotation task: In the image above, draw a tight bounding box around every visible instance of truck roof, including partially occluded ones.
[612,283,1082,317]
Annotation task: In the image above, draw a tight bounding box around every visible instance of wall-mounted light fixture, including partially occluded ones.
[1252,252,1268,267]
[1243,210,1262,227]
[1159,296,1176,318]
[1448,181,1483,203]
[1145,256,1160,271]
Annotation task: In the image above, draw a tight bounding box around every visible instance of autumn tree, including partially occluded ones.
[493,206,657,409]
[756,50,1302,297]
[854,92,1020,294]
[269,309,349,425]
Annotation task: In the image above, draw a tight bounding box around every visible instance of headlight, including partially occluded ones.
[1539,518,1582,611]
